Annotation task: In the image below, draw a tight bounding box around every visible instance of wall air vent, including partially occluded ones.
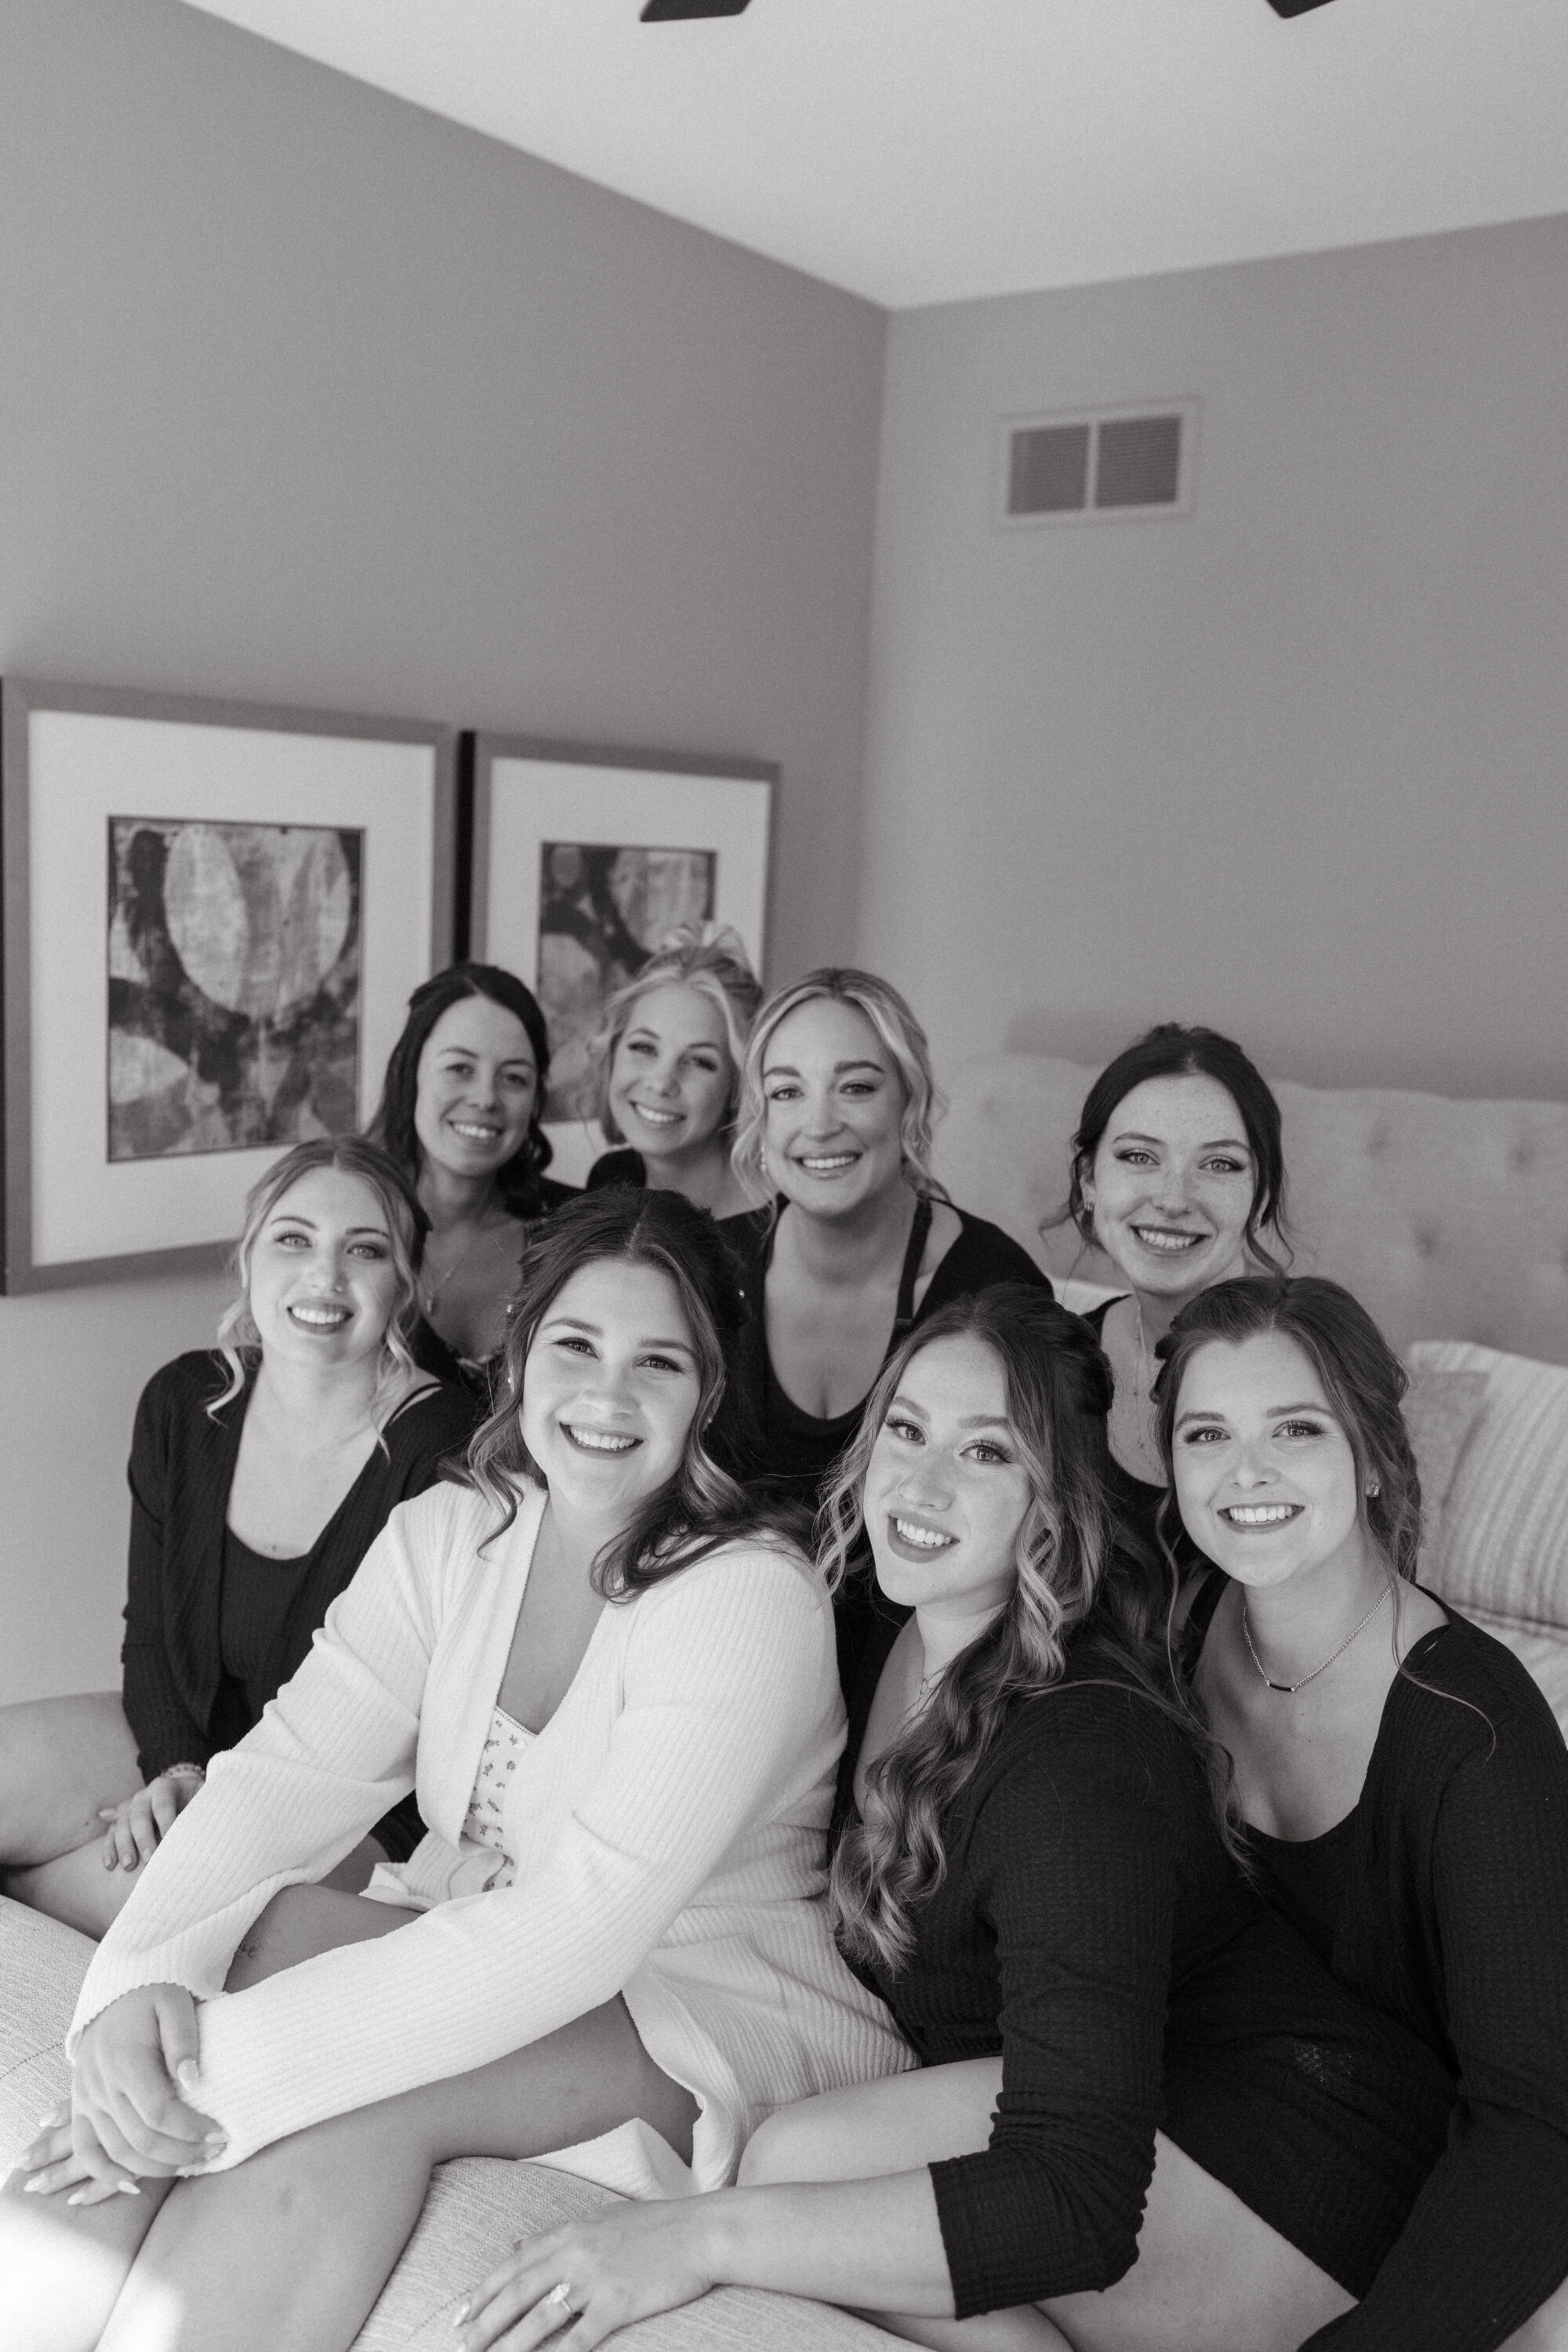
[999,401,1199,526]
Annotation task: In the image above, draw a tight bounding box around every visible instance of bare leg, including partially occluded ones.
[1045,2132,1352,2352]
[98,1998,699,2352]
[741,2060,1351,2352]
[0,2168,172,2352]
[0,1881,417,2352]
[0,1693,144,1936]
[741,2065,1070,2349]
[1502,2273,1568,2351]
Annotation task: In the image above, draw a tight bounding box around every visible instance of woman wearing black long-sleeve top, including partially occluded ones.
[0,1139,477,1939]
[447,1287,1451,2352]
[1167,1275,1568,2352]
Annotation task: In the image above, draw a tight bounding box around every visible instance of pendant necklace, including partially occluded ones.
[1241,1584,1391,1695]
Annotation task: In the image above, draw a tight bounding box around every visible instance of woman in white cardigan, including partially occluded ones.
[6,1189,907,2352]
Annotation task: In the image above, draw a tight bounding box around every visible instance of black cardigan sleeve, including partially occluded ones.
[928,1695,1184,2316]
[122,1364,219,1778]
[1303,1690,1568,2351]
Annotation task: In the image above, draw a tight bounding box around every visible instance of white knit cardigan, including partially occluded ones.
[71,1480,908,2183]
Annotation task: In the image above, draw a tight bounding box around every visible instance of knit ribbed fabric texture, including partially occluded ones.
[74,1483,908,2179]
[1280,1607,1568,2351]
[122,1352,479,1778]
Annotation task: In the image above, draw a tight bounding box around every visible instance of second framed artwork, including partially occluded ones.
[469,736,775,1172]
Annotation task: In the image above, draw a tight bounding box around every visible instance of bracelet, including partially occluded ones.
[162,1762,206,1783]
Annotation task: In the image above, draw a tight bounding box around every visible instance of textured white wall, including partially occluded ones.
[858,216,1568,1111]
[0,0,885,1702]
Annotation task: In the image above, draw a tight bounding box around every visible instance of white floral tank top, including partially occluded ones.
[460,1704,535,1890]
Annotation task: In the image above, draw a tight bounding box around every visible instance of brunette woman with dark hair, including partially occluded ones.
[1164,1274,1568,2351]
[445,1284,1453,2352]
[8,1191,905,2352]
[368,962,576,1379]
[1050,1022,1289,1557]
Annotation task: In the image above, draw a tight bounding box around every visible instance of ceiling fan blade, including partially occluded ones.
[641,0,752,18]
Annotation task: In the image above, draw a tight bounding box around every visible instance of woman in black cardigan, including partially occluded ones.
[0,1138,477,1939]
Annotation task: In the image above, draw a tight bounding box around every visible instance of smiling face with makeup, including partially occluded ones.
[518,1258,702,1521]
[1171,1330,1373,1598]
[1084,1073,1258,1311]
[245,1166,403,1375]
[413,996,539,1193]
[761,997,908,1221]
[862,1334,1031,1631]
[606,982,735,1167]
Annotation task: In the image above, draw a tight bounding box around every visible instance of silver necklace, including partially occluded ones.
[419,1210,512,1316]
[1241,1584,1391,1694]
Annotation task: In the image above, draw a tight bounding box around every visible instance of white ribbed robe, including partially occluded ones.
[71,1481,909,2187]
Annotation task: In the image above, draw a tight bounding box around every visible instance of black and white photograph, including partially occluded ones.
[2,3,1566,2348]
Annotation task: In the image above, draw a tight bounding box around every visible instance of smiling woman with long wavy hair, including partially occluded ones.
[5,1190,906,2352]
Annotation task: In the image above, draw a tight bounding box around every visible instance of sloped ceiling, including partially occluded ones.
[180,0,1568,307]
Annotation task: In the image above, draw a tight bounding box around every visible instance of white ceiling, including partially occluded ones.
[181,0,1568,309]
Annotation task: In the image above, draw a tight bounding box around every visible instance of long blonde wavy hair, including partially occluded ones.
[209,1137,428,1432]
[826,1283,1199,1975]
[730,967,949,1208]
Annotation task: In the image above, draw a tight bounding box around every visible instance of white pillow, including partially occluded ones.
[1406,1340,1568,1638]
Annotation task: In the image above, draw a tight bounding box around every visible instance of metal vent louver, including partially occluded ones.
[1000,401,1199,524]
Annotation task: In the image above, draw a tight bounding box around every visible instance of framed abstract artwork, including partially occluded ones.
[468,735,775,1173]
[1,678,456,1291]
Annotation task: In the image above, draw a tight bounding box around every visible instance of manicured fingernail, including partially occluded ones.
[177,2061,200,2092]
[23,2176,45,2194]
[117,2180,141,2197]
[452,2303,469,2325]
[103,1851,116,1870]
[66,2189,89,2206]
[204,2137,227,2154]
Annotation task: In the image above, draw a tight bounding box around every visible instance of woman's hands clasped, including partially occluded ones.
[99,1769,203,1874]
[455,2199,720,2350]
[22,1984,224,2207]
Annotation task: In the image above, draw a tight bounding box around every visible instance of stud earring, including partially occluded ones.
[1367,1479,1381,1497]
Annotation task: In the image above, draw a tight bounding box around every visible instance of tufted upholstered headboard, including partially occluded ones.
[937,1054,1568,1369]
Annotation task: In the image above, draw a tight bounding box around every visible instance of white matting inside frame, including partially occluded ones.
[28,710,439,1270]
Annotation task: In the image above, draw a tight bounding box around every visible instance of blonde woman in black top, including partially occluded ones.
[584,923,760,1216]
[1167,1275,1568,2352]
[717,971,1047,1494]
[448,1286,1443,2352]
[0,1139,476,1939]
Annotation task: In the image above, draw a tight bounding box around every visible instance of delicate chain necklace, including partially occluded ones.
[1241,1584,1391,1695]
[419,1210,513,1317]
[1127,1299,1162,1472]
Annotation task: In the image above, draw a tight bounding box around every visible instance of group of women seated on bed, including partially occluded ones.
[2,934,1565,2352]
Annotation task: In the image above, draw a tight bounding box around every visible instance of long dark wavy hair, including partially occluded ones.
[1155,1274,1422,1584]
[453,1189,804,1597]
[367,963,555,1214]
[826,1283,1228,1973]
[1051,1022,1290,1272]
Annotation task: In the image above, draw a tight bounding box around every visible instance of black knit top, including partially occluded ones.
[1192,1576,1568,2352]
[833,1606,1265,2318]
[715,1203,1051,1510]
[584,1148,648,1192]
[124,1354,479,1853]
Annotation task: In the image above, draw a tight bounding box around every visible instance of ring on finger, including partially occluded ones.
[542,2281,576,2319]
